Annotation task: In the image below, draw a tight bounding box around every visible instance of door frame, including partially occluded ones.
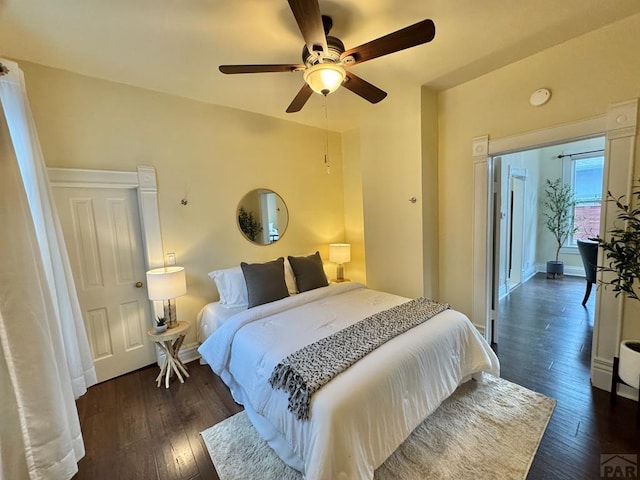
[472,99,638,395]
[48,165,168,364]
[506,167,527,291]
[48,165,164,270]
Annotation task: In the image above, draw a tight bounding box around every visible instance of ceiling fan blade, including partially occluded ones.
[287,0,328,55]
[340,19,435,66]
[286,83,313,113]
[343,72,387,104]
[219,64,304,74]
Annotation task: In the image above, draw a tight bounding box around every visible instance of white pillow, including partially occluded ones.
[208,266,248,308]
[283,258,297,294]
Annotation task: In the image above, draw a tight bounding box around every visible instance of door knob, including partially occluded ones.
[135,281,144,288]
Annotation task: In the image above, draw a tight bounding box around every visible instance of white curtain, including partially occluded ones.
[0,59,96,479]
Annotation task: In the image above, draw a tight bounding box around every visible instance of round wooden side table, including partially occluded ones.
[147,320,191,388]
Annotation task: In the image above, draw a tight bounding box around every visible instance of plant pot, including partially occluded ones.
[155,324,167,334]
[619,340,640,389]
[546,261,564,279]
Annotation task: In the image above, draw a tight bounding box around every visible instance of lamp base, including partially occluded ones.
[331,278,350,283]
[335,263,345,282]
[163,300,178,329]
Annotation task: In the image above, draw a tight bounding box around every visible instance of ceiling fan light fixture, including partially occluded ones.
[303,63,346,96]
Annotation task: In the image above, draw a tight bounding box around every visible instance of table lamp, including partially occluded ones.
[329,243,351,282]
[146,266,187,328]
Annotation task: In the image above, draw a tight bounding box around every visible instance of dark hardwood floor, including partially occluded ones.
[498,273,639,479]
[73,273,639,479]
[74,360,241,480]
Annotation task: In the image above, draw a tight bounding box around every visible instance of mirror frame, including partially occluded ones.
[237,188,289,245]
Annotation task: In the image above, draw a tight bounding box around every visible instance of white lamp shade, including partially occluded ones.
[303,64,346,95]
[146,266,187,300]
[329,243,351,264]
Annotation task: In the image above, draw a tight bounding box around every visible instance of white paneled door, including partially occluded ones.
[53,186,156,382]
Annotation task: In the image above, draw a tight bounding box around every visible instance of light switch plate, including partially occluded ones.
[166,253,176,265]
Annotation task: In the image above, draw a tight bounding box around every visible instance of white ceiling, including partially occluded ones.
[2,0,640,132]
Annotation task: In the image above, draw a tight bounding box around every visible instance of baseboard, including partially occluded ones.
[522,266,537,282]
[498,268,538,300]
[591,356,613,392]
[473,322,486,336]
[591,356,639,401]
[154,341,201,367]
[498,284,509,300]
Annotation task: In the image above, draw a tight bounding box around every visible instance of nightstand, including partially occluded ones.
[147,320,191,388]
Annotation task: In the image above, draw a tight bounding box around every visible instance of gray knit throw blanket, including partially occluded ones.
[269,297,450,420]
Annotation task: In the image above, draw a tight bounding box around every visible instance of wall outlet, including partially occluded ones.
[166,253,176,265]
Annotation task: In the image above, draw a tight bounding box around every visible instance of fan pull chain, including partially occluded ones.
[324,96,331,174]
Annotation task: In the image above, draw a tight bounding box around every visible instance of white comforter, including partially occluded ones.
[198,282,499,479]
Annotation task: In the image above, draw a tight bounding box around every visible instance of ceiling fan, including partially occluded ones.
[219,0,436,113]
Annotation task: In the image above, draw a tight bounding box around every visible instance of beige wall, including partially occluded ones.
[18,11,640,348]
[437,13,640,338]
[21,61,350,345]
[356,84,425,299]
[421,87,440,299]
[341,128,366,284]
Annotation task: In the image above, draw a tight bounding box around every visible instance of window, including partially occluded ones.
[565,155,604,245]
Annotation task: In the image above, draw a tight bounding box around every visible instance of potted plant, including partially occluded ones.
[155,316,167,333]
[238,206,263,242]
[593,187,640,300]
[592,184,640,389]
[542,178,577,278]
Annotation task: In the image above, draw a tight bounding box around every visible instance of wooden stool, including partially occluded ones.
[148,320,191,388]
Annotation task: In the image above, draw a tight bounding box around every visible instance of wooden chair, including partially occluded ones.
[576,239,598,306]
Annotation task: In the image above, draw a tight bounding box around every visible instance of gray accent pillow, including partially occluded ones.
[240,257,289,308]
[288,251,328,293]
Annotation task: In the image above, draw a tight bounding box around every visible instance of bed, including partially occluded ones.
[198,258,499,480]
[196,301,246,346]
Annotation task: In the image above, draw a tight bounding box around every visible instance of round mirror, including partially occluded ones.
[237,189,289,245]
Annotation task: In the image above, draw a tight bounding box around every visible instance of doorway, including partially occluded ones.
[492,135,605,355]
[52,186,156,382]
[473,99,638,394]
[499,167,527,296]
[48,166,165,383]
[508,174,525,289]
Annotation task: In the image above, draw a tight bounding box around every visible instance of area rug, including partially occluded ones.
[201,374,555,480]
